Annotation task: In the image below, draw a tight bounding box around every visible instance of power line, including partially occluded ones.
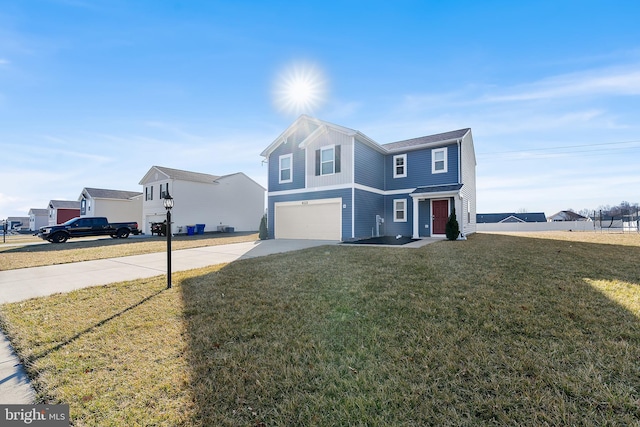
[477,139,640,156]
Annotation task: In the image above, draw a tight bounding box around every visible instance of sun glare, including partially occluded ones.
[273,61,327,116]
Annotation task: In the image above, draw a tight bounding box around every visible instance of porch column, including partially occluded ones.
[412,196,420,239]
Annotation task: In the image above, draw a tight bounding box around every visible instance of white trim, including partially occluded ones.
[412,197,420,239]
[269,183,416,197]
[432,147,448,174]
[351,136,356,239]
[393,199,407,222]
[274,197,342,207]
[393,154,407,178]
[278,154,293,184]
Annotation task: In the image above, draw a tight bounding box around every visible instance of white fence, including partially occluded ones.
[477,221,639,233]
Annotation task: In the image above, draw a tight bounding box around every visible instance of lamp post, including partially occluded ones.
[163,192,174,289]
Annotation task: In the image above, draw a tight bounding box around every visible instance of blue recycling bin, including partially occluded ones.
[196,224,205,234]
[186,225,195,236]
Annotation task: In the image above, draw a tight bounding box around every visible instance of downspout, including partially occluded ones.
[457,138,463,236]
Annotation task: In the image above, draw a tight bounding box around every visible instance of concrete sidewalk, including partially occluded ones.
[0,238,338,404]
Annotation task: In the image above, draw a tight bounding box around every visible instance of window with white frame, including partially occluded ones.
[432,147,447,174]
[279,154,293,183]
[320,146,335,175]
[393,154,407,178]
[393,199,407,222]
[145,186,153,201]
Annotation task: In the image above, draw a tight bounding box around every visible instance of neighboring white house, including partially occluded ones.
[29,208,49,231]
[138,166,266,235]
[78,187,143,225]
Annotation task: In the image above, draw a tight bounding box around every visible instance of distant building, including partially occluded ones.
[548,210,590,222]
[29,208,49,231]
[6,216,30,231]
[48,200,81,225]
[476,212,547,223]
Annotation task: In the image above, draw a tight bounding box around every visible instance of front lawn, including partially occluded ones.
[1,233,638,425]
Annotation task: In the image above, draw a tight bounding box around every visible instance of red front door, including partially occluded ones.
[432,200,449,235]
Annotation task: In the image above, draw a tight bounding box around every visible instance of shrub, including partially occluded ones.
[445,207,460,240]
[258,214,268,240]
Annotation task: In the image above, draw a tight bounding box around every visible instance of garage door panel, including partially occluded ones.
[275,200,341,240]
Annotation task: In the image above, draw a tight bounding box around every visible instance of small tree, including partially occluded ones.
[258,214,268,240]
[445,207,460,241]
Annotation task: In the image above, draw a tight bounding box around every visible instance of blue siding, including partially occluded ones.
[354,189,384,239]
[419,200,431,237]
[385,143,459,191]
[383,194,413,237]
[268,188,352,240]
[268,142,305,192]
[354,139,385,190]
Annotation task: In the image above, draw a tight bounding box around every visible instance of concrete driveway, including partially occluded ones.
[0,239,338,304]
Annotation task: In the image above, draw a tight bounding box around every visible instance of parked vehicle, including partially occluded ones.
[38,217,140,243]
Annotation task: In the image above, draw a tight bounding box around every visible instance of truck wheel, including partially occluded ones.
[117,229,130,239]
[51,232,68,243]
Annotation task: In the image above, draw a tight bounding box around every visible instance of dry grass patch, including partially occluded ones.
[1,233,639,425]
[0,232,258,271]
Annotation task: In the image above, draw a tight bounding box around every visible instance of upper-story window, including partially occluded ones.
[145,185,153,201]
[432,147,447,174]
[160,183,168,198]
[315,145,341,176]
[279,154,293,183]
[393,154,407,178]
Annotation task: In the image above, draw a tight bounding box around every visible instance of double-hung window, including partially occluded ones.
[432,147,447,174]
[145,186,153,201]
[160,183,168,199]
[393,154,407,178]
[279,154,293,183]
[321,146,335,175]
[394,199,407,222]
[315,145,341,176]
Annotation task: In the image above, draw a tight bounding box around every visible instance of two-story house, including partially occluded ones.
[139,166,266,235]
[260,115,476,241]
[78,187,143,225]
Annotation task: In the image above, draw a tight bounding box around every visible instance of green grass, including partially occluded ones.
[1,232,639,425]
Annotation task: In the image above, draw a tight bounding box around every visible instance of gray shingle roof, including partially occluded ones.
[412,184,463,194]
[154,166,220,184]
[383,128,470,152]
[82,187,142,200]
[476,213,547,223]
[49,200,81,209]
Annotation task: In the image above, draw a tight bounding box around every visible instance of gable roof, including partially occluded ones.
[383,128,471,152]
[80,187,142,200]
[476,212,547,223]
[261,115,472,158]
[49,200,81,209]
[548,210,588,221]
[29,208,49,216]
[139,166,221,185]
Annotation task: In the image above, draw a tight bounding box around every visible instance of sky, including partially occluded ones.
[1,0,639,220]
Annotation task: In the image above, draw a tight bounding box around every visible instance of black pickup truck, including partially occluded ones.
[38,217,140,243]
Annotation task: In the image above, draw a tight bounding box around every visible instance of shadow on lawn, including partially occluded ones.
[178,233,640,425]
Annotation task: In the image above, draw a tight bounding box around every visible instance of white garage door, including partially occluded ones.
[275,198,342,240]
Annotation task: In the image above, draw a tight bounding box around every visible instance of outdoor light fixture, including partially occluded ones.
[163,192,174,289]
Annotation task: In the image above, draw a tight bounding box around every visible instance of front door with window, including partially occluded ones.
[432,199,449,235]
